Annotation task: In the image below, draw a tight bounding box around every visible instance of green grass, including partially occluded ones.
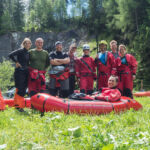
[0,97,150,150]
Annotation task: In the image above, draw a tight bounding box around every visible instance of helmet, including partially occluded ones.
[55,41,62,46]
[83,44,90,50]
[99,40,108,46]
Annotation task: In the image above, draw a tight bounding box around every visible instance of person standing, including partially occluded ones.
[95,40,116,90]
[49,41,70,98]
[116,44,138,98]
[28,38,49,97]
[76,44,96,94]
[8,38,31,112]
[68,43,77,95]
[110,40,119,59]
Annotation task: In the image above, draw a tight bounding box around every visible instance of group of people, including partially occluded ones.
[8,38,137,112]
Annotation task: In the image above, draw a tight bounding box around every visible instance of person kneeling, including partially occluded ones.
[94,75,121,102]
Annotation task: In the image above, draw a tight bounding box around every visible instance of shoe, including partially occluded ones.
[18,108,25,112]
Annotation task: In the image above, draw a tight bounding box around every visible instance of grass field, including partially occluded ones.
[0,97,150,150]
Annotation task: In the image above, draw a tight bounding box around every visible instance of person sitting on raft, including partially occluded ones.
[94,75,121,102]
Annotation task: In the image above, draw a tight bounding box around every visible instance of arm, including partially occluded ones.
[109,53,117,75]
[95,89,121,102]
[8,49,20,63]
[57,57,70,64]
[8,49,22,68]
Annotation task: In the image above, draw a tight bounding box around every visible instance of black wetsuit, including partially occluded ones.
[8,48,29,96]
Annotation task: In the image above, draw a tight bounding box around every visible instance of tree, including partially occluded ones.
[13,0,25,31]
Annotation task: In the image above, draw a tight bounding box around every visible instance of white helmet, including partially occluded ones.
[83,44,90,50]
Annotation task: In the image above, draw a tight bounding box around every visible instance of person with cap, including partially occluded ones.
[76,44,96,94]
[68,43,78,95]
[115,44,138,98]
[110,40,119,59]
[95,40,116,90]
[49,41,70,98]
[28,38,49,97]
[8,38,31,112]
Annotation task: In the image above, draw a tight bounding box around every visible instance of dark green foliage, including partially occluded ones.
[0,0,25,34]
[0,60,14,91]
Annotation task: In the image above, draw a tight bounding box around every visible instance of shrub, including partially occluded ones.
[0,59,14,91]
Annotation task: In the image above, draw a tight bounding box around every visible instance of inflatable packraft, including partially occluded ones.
[134,91,150,97]
[4,98,31,108]
[31,93,142,115]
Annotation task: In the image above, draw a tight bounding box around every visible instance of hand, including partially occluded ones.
[133,75,136,80]
[16,62,22,68]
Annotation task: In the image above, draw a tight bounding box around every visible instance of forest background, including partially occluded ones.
[0,0,150,90]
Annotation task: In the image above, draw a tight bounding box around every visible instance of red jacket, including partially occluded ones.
[76,56,96,78]
[95,87,121,102]
[28,67,46,83]
[115,54,138,75]
[96,52,116,75]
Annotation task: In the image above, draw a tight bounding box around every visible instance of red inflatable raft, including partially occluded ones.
[4,98,31,108]
[134,91,150,97]
[31,93,142,115]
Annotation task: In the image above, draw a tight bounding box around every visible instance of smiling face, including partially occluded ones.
[35,38,44,50]
[110,42,117,53]
[24,41,32,50]
[99,44,107,53]
[56,44,62,52]
[83,49,90,55]
[108,76,118,88]
[119,45,126,57]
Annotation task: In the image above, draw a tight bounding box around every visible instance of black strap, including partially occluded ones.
[43,97,48,112]
[111,103,114,111]
[81,58,94,74]
[67,99,70,114]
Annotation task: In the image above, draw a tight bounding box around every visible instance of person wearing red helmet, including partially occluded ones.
[95,40,116,90]
[76,44,96,94]
[116,44,138,98]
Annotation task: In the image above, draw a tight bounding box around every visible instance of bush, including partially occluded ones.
[0,59,14,91]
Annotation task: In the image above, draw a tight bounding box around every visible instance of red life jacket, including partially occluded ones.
[96,52,116,76]
[28,67,46,82]
[95,87,121,102]
[116,54,138,75]
[76,56,96,78]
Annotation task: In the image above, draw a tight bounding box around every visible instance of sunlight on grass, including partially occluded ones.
[0,97,150,149]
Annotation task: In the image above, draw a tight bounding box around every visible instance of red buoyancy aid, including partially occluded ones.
[115,54,138,75]
[75,56,96,78]
[28,67,46,82]
[95,87,121,102]
[96,52,116,75]
[50,70,69,81]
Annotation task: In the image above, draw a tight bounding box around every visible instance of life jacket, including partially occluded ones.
[116,54,138,75]
[76,56,96,78]
[50,67,69,81]
[96,51,116,75]
[94,87,121,102]
[28,67,46,83]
